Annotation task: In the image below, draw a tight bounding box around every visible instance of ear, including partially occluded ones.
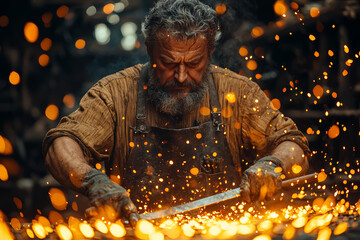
[145,40,151,57]
[209,48,214,56]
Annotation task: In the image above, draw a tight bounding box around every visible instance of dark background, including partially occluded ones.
[0,0,359,220]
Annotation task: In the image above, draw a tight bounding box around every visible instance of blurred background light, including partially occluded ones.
[94,23,111,45]
[86,6,96,16]
[114,2,125,13]
[121,22,137,36]
[121,35,137,51]
[107,14,120,25]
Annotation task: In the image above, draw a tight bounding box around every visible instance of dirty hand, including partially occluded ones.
[240,156,283,202]
[81,168,139,226]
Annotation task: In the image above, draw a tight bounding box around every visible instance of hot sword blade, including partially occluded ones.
[140,172,318,220]
[140,187,241,220]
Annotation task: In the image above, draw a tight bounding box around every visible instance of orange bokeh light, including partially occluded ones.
[45,104,59,120]
[63,94,75,109]
[200,107,210,116]
[239,46,248,56]
[328,125,340,139]
[9,71,20,85]
[273,0,288,16]
[24,22,39,43]
[251,26,264,38]
[215,4,227,15]
[10,218,21,231]
[0,15,9,27]
[0,164,9,181]
[41,38,52,51]
[39,54,50,67]
[57,5,69,18]
[313,85,323,99]
[270,98,281,110]
[309,34,316,41]
[225,92,236,103]
[48,188,67,211]
[310,7,320,18]
[290,2,299,10]
[103,3,115,14]
[255,73,262,79]
[0,135,13,155]
[42,12,53,24]
[306,127,315,135]
[75,39,86,49]
[13,197,22,209]
[246,60,258,70]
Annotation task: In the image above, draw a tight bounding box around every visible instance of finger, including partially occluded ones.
[248,172,261,201]
[85,206,99,218]
[265,175,275,201]
[122,201,138,218]
[129,212,140,228]
[240,175,251,203]
[274,176,282,192]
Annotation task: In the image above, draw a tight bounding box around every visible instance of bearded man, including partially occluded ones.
[43,0,310,225]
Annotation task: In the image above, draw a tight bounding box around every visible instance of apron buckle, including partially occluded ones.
[213,119,225,131]
[130,125,149,135]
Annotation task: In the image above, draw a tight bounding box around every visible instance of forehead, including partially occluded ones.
[154,34,208,58]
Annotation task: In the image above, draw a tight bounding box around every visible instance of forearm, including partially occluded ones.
[270,141,309,178]
[45,136,93,192]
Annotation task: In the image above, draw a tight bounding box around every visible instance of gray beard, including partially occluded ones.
[147,64,211,116]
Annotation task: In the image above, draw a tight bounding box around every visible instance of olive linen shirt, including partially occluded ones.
[43,64,310,184]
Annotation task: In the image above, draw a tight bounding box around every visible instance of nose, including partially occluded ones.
[174,63,188,83]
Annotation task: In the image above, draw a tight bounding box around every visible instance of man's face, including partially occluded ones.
[148,34,211,99]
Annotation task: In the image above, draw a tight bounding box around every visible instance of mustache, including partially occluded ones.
[163,79,197,89]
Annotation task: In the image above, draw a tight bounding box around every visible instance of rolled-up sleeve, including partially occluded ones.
[240,81,311,160]
[42,81,116,165]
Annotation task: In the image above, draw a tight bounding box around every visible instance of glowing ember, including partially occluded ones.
[56,225,72,240]
[253,234,272,240]
[94,219,108,234]
[283,225,296,239]
[48,188,67,211]
[334,222,348,235]
[291,164,302,174]
[79,222,95,238]
[32,223,46,239]
[291,216,307,228]
[0,212,14,240]
[317,227,332,240]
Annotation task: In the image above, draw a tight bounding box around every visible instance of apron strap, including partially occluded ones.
[208,73,225,132]
[132,63,149,134]
[133,63,225,133]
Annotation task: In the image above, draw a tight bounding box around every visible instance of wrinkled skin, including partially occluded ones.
[240,156,283,202]
[82,169,140,227]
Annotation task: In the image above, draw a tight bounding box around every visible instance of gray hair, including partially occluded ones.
[142,0,221,52]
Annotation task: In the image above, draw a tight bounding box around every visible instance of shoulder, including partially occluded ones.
[210,65,260,93]
[95,64,142,90]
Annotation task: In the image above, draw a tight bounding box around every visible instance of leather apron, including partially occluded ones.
[122,64,241,213]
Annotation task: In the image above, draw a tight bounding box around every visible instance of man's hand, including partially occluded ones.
[240,156,283,202]
[81,168,139,226]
